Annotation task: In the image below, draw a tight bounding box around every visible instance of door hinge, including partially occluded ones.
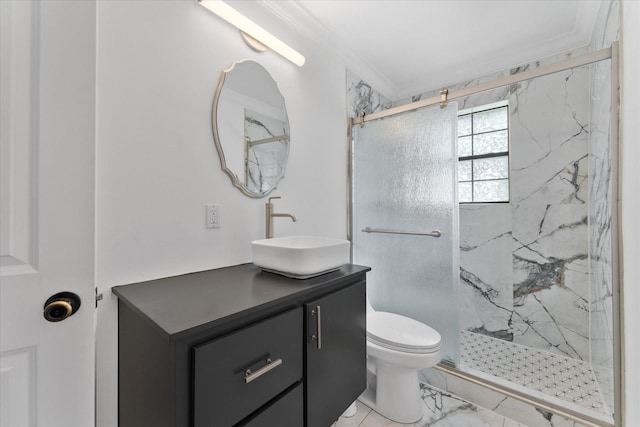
[95,287,104,308]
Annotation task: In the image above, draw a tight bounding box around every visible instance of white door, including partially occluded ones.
[0,1,96,426]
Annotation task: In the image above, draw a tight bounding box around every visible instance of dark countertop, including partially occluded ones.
[112,263,370,341]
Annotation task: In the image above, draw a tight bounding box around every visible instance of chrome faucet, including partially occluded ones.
[265,196,296,239]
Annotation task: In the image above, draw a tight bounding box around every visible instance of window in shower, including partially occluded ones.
[457,101,510,203]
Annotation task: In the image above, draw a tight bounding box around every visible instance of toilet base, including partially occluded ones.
[358,362,424,424]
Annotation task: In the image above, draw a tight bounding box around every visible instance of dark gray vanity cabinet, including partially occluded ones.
[112,263,369,427]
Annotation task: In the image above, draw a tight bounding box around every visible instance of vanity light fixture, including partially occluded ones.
[198,0,306,67]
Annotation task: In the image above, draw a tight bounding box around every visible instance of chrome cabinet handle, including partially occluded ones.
[312,305,322,350]
[244,358,283,384]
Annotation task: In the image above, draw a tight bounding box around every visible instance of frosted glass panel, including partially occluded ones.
[352,103,459,365]
[474,179,509,202]
[473,156,509,180]
[459,182,472,203]
[458,136,472,157]
[474,130,508,155]
[458,114,472,136]
[458,160,472,181]
[473,106,508,133]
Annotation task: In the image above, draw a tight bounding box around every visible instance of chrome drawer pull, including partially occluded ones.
[244,358,283,384]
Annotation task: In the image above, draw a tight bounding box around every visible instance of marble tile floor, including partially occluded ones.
[459,330,609,415]
[332,384,526,427]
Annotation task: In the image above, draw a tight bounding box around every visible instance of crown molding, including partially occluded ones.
[258,0,397,99]
[384,0,602,100]
[258,0,603,102]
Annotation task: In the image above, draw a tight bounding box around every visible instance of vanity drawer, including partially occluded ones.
[193,307,303,427]
[240,383,303,427]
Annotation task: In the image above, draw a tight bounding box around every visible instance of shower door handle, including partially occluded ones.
[362,226,441,237]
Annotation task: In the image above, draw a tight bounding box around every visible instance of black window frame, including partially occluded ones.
[458,103,510,204]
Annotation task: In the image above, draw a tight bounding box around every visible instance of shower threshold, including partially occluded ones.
[458,331,612,423]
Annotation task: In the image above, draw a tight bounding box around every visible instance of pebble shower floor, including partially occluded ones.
[459,330,608,415]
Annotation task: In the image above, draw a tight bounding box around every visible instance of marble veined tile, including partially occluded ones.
[510,199,590,361]
[492,399,591,427]
[508,68,590,172]
[333,383,526,427]
[511,245,589,357]
[459,205,513,337]
[420,384,511,427]
[511,280,590,360]
[515,203,587,246]
[346,69,392,119]
[508,65,590,208]
[510,153,589,207]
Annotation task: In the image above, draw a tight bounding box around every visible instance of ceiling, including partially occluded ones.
[260,0,603,100]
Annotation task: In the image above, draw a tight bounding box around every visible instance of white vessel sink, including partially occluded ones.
[251,235,350,279]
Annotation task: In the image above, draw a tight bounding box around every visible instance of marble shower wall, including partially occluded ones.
[459,204,513,339]
[509,66,591,361]
[406,53,593,362]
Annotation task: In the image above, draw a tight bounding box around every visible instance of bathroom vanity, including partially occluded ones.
[112,263,369,427]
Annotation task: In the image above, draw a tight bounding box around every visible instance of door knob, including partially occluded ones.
[43,292,81,322]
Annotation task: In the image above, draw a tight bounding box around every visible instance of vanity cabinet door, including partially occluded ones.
[305,280,366,427]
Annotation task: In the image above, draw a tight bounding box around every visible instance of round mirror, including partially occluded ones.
[212,60,290,197]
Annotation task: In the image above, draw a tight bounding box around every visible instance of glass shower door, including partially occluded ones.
[352,103,460,364]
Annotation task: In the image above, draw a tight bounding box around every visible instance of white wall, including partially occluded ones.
[94,1,349,424]
[620,1,640,425]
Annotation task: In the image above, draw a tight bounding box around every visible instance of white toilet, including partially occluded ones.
[358,298,442,424]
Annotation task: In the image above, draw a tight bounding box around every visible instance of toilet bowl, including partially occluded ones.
[358,300,441,424]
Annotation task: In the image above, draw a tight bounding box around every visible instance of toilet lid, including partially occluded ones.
[367,311,441,352]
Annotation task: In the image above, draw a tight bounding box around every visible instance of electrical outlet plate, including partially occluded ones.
[206,204,220,228]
